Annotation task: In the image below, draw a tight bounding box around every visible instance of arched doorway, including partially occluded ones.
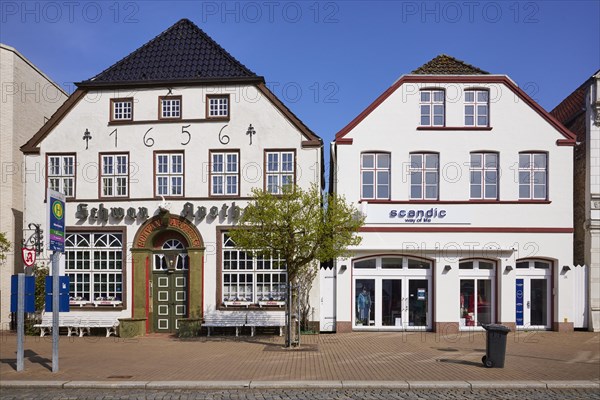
[132,212,204,334]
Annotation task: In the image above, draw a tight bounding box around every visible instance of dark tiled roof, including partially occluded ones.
[412,54,489,75]
[550,84,587,135]
[79,19,258,85]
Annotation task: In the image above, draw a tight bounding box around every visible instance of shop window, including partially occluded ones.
[221,233,286,305]
[458,259,495,328]
[65,232,123,305]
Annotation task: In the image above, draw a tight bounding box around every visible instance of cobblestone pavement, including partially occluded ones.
[2,388,600,400]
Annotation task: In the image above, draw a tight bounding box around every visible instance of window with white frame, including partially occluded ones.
[409,153,439,200]
[65,232,123,302]
[518,153,547,200]
[100,154,128,197]
[208,96,229,118]
[48,154,75,197]
[464,90,489,126]
[266,151,294,194]
[211,152,239,196]
[111,98,132,121]
[361,153,390,200]
[155,152,184,197]
[470,152,498,199]
[222,233,287,304]
[154,239,189,271]
[160,96,181,119]
[420,89,445,126]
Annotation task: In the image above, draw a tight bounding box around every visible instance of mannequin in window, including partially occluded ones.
[357,287,372,325]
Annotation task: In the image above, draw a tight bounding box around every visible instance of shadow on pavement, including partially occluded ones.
[1,350,52,372]
[437,358,483,367]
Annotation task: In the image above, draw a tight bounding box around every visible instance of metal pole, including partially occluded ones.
[16,273,25,372]
[286,282,292,348]
[52,251,59,373]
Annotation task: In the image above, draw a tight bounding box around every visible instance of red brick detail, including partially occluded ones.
[553,322,574,332]
[336,321,352,333]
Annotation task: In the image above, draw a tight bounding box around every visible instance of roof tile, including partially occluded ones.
[412,54,489,75]
[80,19,258,85]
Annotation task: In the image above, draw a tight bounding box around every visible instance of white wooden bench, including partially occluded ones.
[203,311,285,337]
[33,313,119,337]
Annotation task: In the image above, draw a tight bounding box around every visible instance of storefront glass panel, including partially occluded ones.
[355,279,375,326]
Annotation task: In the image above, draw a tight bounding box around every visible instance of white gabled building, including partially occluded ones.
[328,55,577,333]
[20,19,322,335]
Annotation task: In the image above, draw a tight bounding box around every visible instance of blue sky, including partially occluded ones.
[2,1,599,151]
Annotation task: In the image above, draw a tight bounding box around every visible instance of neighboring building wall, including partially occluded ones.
[0,44,67,329]
[551,72,600,332]
[586,74,600,331]
[332,74,575,333]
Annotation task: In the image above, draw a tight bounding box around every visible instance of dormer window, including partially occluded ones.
[420,90,445,126]
[159,96,182,119]
[111,98,133,121]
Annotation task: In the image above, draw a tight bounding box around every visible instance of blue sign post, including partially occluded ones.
[45,276,70,312]
[10,275,35,313]
[47,189,66,373]
[48,190,65,252]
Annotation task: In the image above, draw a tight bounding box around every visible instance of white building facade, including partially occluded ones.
[20,19,322,334]
[329,56,577,333]
[1,44,67,330]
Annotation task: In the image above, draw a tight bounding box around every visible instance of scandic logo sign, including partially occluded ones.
[389,208,447,223]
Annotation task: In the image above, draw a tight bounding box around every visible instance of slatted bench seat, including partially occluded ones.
[203,311,285,337]
[33,313,119,337]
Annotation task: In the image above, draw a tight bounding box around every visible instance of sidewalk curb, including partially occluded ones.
[1,380,599,390]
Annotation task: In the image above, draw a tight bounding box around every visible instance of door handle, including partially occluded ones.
[526,301,530,309]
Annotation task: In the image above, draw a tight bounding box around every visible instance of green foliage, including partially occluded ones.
[229,184,364,283]
[25,264,49,335]
[0,232,11,263]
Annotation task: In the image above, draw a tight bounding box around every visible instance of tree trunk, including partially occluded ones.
[285,280,300,347]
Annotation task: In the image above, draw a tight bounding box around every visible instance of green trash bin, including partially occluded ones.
[481,324,510,368]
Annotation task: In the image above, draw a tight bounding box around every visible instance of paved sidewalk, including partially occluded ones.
[1,330,599,388]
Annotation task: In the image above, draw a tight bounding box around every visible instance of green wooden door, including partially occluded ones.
[153,271,188,332]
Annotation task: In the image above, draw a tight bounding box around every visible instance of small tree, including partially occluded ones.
[229,184,364,347]
[0,232,10,263]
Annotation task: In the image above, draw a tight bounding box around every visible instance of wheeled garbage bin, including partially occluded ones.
[481,324,510,368]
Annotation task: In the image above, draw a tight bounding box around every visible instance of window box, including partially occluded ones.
[93,299,123,308]
[258,301,285,308]
[223,300,252,308]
